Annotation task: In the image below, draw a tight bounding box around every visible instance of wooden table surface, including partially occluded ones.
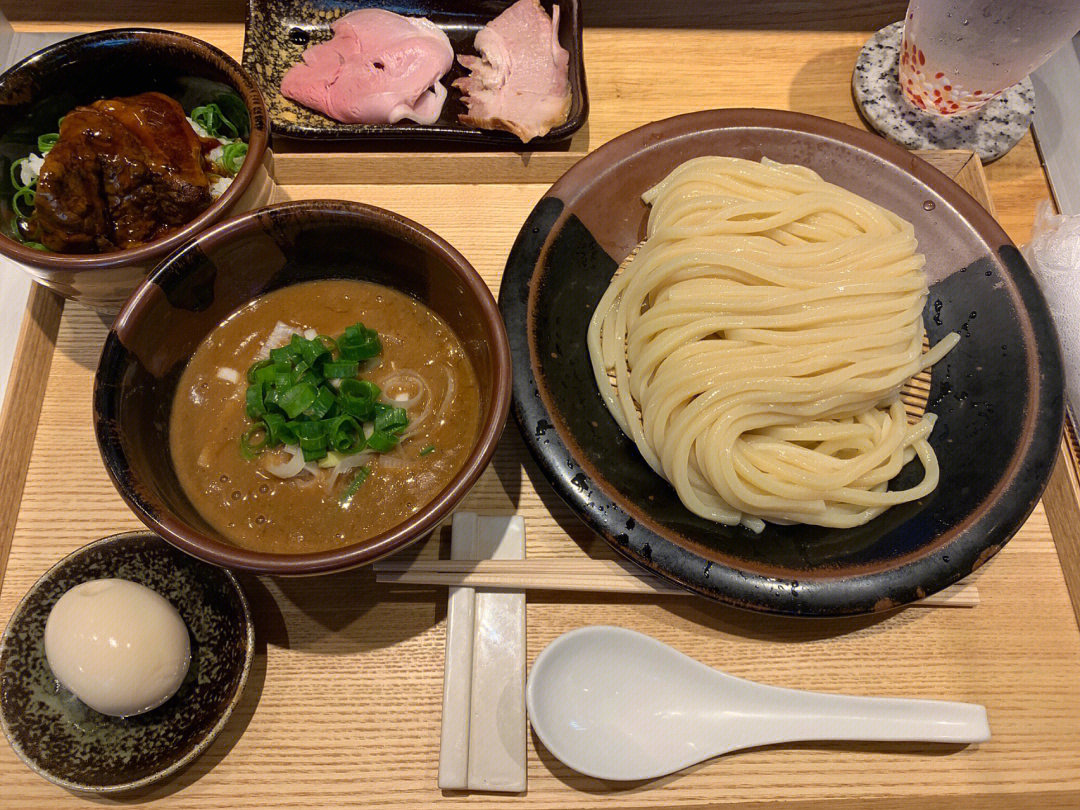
[3,4,1078,809]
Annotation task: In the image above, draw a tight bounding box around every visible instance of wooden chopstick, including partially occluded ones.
[372,558,979,607]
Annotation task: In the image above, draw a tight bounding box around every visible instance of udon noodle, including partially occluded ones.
[587,156,959,532]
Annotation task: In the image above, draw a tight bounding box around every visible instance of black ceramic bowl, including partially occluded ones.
[94,200,511,575]
[499,109,1065,616]
[0,531,253,793]
[0,29,273,311]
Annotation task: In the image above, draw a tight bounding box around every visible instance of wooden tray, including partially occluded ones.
[4,149,1080,810]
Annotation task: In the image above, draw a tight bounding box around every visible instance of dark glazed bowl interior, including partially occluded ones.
[242,0,587,144]
[94,200,511,575]
[0,531,253,793]
[0,28,269,307]
[499,108,1064,616]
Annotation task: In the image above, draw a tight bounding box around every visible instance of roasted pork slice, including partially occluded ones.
[30,92,213,253]
[280,9,454,125]
[453,0,571,142]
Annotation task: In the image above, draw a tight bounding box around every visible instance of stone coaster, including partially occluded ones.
[852,20,1034,163]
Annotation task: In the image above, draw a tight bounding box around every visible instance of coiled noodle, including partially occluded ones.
[587,156,958,532]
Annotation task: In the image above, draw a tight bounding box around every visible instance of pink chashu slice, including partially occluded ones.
[280,9,454,125]
[453,0,571,142]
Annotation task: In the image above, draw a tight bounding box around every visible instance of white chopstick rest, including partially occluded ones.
[438,513,527,792]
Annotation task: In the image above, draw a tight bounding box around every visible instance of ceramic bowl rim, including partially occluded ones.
[0,27,270,272]
[95,199,513,575]
[0,530,255,794]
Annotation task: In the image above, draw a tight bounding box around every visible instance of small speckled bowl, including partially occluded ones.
[0,531,254,793]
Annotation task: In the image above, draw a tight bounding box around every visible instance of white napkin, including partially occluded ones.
[1024,199,1080,422]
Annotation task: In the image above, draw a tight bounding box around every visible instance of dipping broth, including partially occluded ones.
[169,279,481,554]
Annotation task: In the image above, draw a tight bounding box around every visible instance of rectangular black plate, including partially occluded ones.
[242,0,588,145]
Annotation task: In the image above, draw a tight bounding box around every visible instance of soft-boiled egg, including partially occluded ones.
[44,578,191,717]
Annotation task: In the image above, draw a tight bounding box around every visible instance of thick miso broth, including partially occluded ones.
[169,279,481,553]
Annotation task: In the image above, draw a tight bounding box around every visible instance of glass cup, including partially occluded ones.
[899,0,1080,115]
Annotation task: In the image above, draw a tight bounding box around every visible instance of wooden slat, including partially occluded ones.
[1042,427,1080,630]
[373,558,980,607]
[0,283,62,586]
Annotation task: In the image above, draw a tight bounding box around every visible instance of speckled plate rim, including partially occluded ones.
[499,107,1064,616]
[0,531,255,794]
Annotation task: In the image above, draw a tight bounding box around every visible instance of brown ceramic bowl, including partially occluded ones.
[0,29,274,311]
[94,200,511,575]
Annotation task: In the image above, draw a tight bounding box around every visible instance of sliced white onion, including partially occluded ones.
[216,367,240,384]
[400,366,452,439]
[435,365,457,424]
[303,461,322,477]
[328,451,374,487]
[210,175,232,200]
[264,445,306,478]
[380,369,429,410]
[20,153,43,186]
[257,321,298,360]
[378,452,406,470]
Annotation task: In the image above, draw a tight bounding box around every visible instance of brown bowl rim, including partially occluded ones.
[0,27,269,270]
[96,199,512,575]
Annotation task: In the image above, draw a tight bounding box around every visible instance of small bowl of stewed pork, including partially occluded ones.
[93,199,511,575]
[0,29,274,311]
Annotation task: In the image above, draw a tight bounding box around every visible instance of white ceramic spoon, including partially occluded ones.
[526,625,990,781]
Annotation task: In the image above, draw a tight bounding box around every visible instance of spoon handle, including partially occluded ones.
[733,682,991,749]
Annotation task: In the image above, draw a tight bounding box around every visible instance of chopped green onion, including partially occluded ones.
[306,386,336,419]
[220,141,248,174]
[10,157,28,190]
[212,93,250,139]
[322,360,358,379]
[326,415,363,453]
[338,323,381,361]
[366,430,398,453]
[419,445,436,456]
[37,132,59,154]
[240,423,268,459]
[245,382,266,419]
[339,466,371,506]
[238,323,413,486]
[191,102,240,140]
[374,403,408,434]
[279,382,318,418]
[12,185,35,219]
[247,358,273,384]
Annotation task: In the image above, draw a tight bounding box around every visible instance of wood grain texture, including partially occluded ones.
[1,151,1079,809]
[9,21,1052,243]
[1042,439,1080,630]
[4,0,912,30]
[0,14,1072,809]
[0,284,62,587]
